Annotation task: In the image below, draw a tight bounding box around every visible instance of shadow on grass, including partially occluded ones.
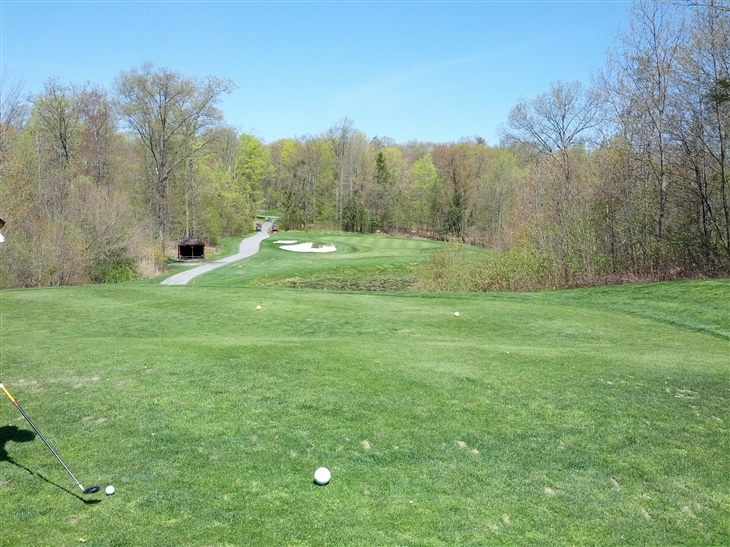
[0,425,101,504]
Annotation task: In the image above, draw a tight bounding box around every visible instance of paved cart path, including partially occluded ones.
[160,222,272,286]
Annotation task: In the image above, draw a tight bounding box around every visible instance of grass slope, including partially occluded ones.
[0,235,728,545]
[191,232,443,290]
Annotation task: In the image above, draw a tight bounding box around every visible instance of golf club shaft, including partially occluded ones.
[0,382,85,491]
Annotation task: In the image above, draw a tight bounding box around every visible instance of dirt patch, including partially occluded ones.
[72,375,101,388]
[681,506,697,518]
[13,379,42,392]
[455,440,479,454]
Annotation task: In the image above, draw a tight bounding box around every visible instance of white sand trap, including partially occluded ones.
[275,240,298,244]
[280,242,337,253]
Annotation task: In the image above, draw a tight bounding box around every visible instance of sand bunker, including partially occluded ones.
[280,242,337,253]
[275,240,298,244]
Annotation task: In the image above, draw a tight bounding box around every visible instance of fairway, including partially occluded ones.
[0,235,728,545]
[187,232,444,289]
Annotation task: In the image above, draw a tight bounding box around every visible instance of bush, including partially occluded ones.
[482,241,558,291]
[417,241,558,292]
[92,255,137,283]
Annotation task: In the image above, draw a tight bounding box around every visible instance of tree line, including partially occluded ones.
[0,0,727,289]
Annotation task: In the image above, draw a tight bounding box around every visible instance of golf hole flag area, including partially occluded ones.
[0,241,728,544]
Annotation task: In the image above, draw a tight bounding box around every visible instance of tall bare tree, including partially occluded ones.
[604,1,686,243]
[502,80,600,197]
[501,81,600,280]
[77,86,115,189]
[28,78,85,217]
[0,72,28,168]
[672,0,730,264]
[31,78,81,170]
[115,63,234,245]
[327,117,368,225]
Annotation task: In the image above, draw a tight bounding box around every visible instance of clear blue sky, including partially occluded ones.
[1,0,631,144]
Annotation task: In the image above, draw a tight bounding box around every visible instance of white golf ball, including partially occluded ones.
[105,485,115,495]
[314,466,331,485]
[454,311,460,317]
[256,305,262,310]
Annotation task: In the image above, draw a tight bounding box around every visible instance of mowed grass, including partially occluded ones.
[0,236,728,545]
[192,232,444,290]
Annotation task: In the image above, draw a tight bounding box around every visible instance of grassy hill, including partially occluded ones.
[0,233,727,545]
[190,232,444,290]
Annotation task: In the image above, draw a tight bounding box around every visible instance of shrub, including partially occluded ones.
[92,255,137,283]
[417,241,558,292]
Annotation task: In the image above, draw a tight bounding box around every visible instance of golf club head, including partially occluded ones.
[82,485,101,494]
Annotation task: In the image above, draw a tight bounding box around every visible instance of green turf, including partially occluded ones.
[0,236,728,545]
[190,232,443,290]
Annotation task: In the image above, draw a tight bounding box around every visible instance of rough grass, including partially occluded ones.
[0,235,728,545]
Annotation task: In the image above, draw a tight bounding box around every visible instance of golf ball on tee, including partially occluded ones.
[105,485,115,495]
[314,467,331,485]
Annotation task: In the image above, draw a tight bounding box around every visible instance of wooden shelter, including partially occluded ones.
[177,236,205,260]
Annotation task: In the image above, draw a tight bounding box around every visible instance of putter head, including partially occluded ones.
[82,485,101,494]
